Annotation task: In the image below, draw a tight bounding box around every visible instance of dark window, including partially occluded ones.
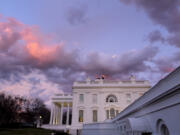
[106,95,118,102]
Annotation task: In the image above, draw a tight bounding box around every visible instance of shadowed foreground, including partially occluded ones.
[0,128,68,135]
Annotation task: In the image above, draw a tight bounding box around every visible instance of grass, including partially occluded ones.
[0,128,67,135]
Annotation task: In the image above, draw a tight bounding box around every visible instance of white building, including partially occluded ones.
[43,76,150,135]
[82,66,180,135]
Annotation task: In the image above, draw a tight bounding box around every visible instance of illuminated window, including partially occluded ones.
[106,95,118,102]
[92,110,98,122]
[79,94,84,103]
[92,94,97,104]
[79,110,83,122]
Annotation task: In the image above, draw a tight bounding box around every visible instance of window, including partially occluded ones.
[79,110,83,122]
[79,94,84,103]
[120,126,123,131]
[124,125,126,130]
[116,110,119,116]
[110,108,115,119]
[92,94,97,104]
[106,110,109,119]
[157,119,169,135]
[106,109,118,119]
[160,124,169,135]
[92,110,98,122]
[106,95,118,102]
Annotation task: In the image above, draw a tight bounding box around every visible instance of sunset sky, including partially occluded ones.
[0,0,179,105]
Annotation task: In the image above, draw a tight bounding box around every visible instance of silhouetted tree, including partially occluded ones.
[0,93,22,126]
[0,93,50,127]
[21,98,50,125]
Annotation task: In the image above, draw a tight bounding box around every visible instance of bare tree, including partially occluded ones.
[0,93,50,127]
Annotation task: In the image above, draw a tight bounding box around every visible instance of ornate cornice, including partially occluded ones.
[72,86,151,89]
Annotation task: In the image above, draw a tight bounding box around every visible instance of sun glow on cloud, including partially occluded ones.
[26,42,59,61]
[20,25,64,64]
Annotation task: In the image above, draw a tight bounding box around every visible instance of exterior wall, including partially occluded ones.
[82,66,180,135]
[82,122,119,135]
[71,77,150,131]
[115,86,180,135]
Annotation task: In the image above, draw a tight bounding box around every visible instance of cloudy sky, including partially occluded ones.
[0,0,180,105]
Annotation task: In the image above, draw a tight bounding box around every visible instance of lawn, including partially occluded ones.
[0,128,68,135]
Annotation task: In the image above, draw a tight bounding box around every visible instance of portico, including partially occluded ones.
[49,94,73,126]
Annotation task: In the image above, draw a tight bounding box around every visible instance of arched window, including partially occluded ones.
[160,124,169,135]
[106,94,118,102]
[156,119,170,135]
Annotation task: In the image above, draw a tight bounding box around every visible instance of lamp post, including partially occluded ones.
[39,115,42,127]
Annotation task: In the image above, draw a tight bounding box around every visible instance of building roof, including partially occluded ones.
[113,66,180,122]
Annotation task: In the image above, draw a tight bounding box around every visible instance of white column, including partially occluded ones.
[56,105,59,124]
[60,103,64,125]
[53,104,56,125]
[59,105,61,125]
[49,103,54,125]
[58,106,61,125]
[66,103,70,125]
[56,105,59,125]
[54,105,57,124]
[55,104,58,125]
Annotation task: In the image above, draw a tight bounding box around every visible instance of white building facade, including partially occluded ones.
[82,66,180,135]
[44,76,150,135]
[71,76,150,133]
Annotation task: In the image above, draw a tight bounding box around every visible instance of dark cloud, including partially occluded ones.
[120,0,180,33]
[153,51,180,73]
[120,0,180,48]
[167,33,180,48]
[119,0,180,80]
[147,30,165,43]
[0,13,177,95]
[80,46,158,76]
[66,5,88,25]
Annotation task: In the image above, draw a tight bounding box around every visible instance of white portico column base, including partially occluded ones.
[60,103,64,125]
[66,103,70,125]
